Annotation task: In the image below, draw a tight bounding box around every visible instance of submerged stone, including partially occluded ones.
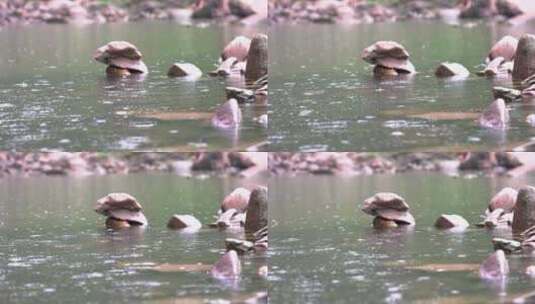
[150,263,212,273]
[167,63,202,78]
[167,214,202,230]
[435,62,470,78]
[435,214,469,230]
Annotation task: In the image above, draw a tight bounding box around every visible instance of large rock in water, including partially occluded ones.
[489,187,518,212]
[244,186,268,235]
[513,34,535,82]
[94,193,148,227]
[221,187,251,212]
[93,41,148,74]
[245,34,268,82]
[478,99,509,130]
[211,99,242,129]
[488,35,518,62]
[222,36,251,62]
[211,250,241,280]
[512,186,535,234]
[479,250,509,280]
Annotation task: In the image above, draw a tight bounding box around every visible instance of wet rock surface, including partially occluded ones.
[513,186,535,234]
[479,250,509,280]
[245,186,268,236]
[488,35,518,62]
[221,36,251,62]
[513,34,535,81]
[212,98,242,129]
[492,238,522,253]
[492,86,522,103]
[479,99,509,130]
[221,187,251,212]
[211,208,245,229]
[245,34,268,82]
[490,187,518,212]
[211,250,241,280]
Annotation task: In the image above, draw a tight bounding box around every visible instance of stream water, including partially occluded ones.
[269,20,535,152]
[0,21,267,151]
[0,173,267,303]
[269,172,535,303]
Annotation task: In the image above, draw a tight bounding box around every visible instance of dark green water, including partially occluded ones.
[269,21,535,152]
[0,21,267,151]
[0,173,267,303]
[269,172,535,303]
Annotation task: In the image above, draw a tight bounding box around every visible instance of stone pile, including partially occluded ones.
[361,192,415,229]
[93,41,148,77]
[362,41,415,77]
[94,193,148,229]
